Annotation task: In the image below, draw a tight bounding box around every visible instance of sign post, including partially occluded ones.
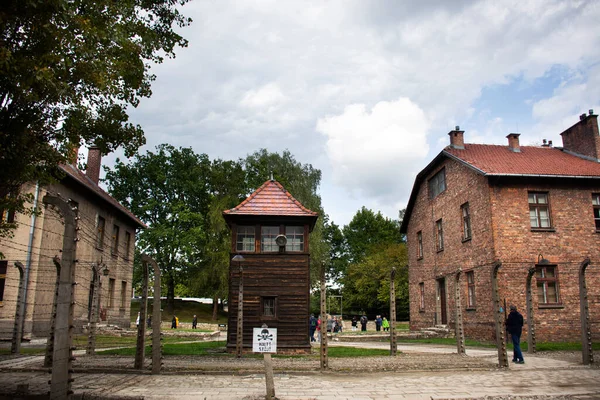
[253,326,277,399]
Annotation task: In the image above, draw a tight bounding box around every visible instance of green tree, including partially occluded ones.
[344,243,408,318]
[341,207,405,316]
[343,207,402,264]
[104,144,210,314]
[0,0,191,237]
[187,159,247,319]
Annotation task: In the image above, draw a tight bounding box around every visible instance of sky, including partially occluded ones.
[99,0,600,228]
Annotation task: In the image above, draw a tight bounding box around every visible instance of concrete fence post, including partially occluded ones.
[43,195,78,400]
[455,269,466,355]
[579,258,594,365]
[390,267,397,356]
[141,255,162,374]
[134,257,149,369]
[491,261,508,368]
[525,267,537,354]
[320,263,328,370]
[11,261,26,354]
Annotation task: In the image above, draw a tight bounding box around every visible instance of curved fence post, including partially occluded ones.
[455,269,465,355]
[11,261,26,354]
[320,263,328,370]
[525,267,536,354]
[579,258,594,365]
[491,261,508,367]
[141,255,162,374]
[389,267,397,356]
[86,264,101,355]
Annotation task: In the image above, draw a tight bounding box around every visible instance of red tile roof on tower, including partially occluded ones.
[444,144,600,177]
[223,179,318,217]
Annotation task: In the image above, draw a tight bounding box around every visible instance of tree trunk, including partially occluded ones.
[166,273,175,315]
[212,296,218,320]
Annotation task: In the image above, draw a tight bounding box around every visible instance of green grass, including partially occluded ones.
[130,298,228,324]
[97,341,393,357]
[72,334,205,349]
[0,347,45,355]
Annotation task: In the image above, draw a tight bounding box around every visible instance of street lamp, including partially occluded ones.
[232,254,245,358]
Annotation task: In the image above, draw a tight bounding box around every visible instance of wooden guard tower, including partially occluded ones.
[223,179,318,354]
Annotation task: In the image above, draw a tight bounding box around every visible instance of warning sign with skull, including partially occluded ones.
[252,327,277,353]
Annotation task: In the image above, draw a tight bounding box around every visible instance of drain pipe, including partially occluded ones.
[22,181,40,337]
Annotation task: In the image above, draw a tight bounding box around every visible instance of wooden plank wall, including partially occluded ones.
[227,253,310,352]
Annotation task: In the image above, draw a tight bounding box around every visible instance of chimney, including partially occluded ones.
[69,145,80,165]
[507,133,521,152]
[448,126,465,149]
[86,146,102,185]
[560,110,600,161]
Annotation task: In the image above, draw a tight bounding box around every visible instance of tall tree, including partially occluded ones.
[104,144,210,314]
[341,207,404,315]
[188,159,247,319]
[0,0,191,237]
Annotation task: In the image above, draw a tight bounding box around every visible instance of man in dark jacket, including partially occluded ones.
[309,314,317,342]
[505,305,524,364]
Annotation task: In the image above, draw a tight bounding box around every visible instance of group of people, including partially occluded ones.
[170,314,199,329]
[308,314,345,342]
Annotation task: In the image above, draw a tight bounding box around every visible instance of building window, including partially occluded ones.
[419,282,425,311]
[0,207,15,223]
[124,231,132,259]
[261,226,279,252]
[236,226,255,252]
[112,225,120,255]
[262,296,276,317]
[435,219,444,251]
[97,216,106,248]
[0,261,7,304]
[120,281,127,309]
[593,194,600,231]
[536,265,560,305]
[529,192,551,228]
[109,278,115,308]
[461,203,471,240]
[428,168,446,199]
[466,271,476,308]
[417,231,423,259]
[285,226,304,252]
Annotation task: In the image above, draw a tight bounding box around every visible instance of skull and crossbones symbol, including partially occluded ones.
[257,329,273,341]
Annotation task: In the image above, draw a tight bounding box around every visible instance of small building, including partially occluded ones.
[400,112,600,343]
[223,179,318,353]
[0,147,145,338]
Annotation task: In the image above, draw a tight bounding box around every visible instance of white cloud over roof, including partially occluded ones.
[121,0,600,226]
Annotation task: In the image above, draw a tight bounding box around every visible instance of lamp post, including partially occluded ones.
[232,254,245,358]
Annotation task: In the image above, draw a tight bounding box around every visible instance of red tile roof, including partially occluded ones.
[59,163,146,228]
[444,144,600,177]
[223,180,318,217]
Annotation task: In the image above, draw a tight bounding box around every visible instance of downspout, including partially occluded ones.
[22,181,40,337]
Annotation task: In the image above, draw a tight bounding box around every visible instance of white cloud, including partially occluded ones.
[316,98,430,201]
[120,0,600,226]
[240,82,287,110]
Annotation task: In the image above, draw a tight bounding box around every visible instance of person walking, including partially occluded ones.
[309,314,318,342]
[351,316,358,331]
[506,305,525,364]
[192,315,198,329]
[171,315,177,329]
[375,315,382,332]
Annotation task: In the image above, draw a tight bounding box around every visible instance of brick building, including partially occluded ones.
[400,111,600,343]
[0,147,145,339]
